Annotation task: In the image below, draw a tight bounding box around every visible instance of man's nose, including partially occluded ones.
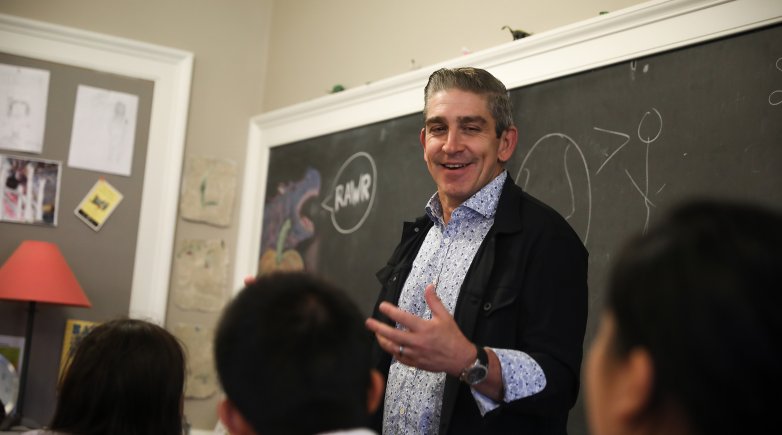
[442,130,463,153]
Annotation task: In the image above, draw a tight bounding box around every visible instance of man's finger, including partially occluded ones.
[366,317,409,345]
[425,284,450,319]
[378,302,424,332]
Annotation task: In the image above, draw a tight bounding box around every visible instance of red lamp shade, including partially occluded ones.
[0,240,91,307]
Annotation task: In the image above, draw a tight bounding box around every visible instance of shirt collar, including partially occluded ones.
[425,171,507,223]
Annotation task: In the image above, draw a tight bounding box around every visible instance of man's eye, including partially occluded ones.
[429,126,446,134]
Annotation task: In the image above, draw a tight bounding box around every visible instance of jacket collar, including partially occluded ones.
[491,175,525,235]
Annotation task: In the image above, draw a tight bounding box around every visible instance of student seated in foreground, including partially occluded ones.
[24,318,186,435]
[215,271,384,435]
[585,199,782,435]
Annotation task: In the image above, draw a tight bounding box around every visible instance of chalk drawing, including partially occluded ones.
[595,108,664,234]
[321,151,377,234]
[769,57,782,106]
[516,133,592,244]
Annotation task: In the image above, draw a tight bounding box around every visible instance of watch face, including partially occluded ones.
[465,365,488,385]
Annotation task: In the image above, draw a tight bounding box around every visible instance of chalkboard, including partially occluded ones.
[262,22,782,311]
[258,22,782,435]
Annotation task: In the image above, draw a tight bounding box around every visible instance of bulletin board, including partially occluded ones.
[0,13,192,425]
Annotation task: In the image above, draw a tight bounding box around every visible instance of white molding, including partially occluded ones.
[234,0,782,291]
[0,14,194,325]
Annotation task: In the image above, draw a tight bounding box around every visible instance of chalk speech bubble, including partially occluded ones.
[321,151,377,234]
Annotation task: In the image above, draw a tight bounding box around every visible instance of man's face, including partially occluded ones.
[420,89,516,214]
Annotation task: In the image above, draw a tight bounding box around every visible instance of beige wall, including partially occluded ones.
[0,0,646,431]
[263,0,647,110]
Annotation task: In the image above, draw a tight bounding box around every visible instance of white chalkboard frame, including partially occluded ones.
[0,14,193,324]
[235,0,782,291]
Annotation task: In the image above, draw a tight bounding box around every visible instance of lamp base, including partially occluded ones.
[0,412,18,430]
[0,412,40,430]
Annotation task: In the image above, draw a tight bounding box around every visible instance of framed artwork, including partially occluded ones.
[58,319,100,379]
[0,153,61,225]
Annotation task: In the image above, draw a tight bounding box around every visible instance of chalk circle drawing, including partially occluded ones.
[769,57,782,106]
[516,133,592,245]
[321,151,377,234]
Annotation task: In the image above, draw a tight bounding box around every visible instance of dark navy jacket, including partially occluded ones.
[371,177,588,435]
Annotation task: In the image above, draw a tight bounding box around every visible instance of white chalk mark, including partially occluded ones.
[656,184,666,195]
[625,169,655,234]
[634,108,663,234]
[644,142,650,198]
[625,170,656,208]
[768,57,781,105]
[517,133,592,244]
[594,126,630,174]
[637,108,663,145]
[563,144,576,220]
[521,167,531,191]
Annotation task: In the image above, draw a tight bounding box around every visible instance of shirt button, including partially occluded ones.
[483,302,492,311]
[400,407,406,415]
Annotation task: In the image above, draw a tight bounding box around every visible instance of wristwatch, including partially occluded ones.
[459,344,489,385]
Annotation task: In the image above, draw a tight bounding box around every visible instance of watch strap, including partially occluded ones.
[475,344,488,366]
[459,343,489,385]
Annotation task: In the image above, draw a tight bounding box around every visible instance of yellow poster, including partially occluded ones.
[59,319,100,378]
[74,178,123,231]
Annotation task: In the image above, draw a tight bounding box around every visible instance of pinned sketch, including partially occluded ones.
[172,239,227,312]
[260,167,321,275]
[0,63,50,154]
[68,85,138,176]
[74,178,124,231]
[321,151,377,234]
[180,156,237,227]
[173,323,217,399]
[0,154,61,225]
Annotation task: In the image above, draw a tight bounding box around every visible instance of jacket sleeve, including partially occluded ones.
[498,229,588,415]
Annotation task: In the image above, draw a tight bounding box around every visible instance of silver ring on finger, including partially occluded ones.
[399,345,404,357]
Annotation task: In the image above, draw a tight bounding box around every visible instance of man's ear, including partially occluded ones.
[497,126,517,163]
[367,369,386,414]
[615,348,654,426]
[420,128,428,159]
[218,398,257,435]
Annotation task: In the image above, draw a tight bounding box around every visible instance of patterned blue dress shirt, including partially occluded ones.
[382,171,547,434]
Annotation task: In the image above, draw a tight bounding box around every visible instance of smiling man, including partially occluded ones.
[365,67,588,434]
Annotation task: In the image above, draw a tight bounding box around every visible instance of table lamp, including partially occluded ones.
[0,240,91,429]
